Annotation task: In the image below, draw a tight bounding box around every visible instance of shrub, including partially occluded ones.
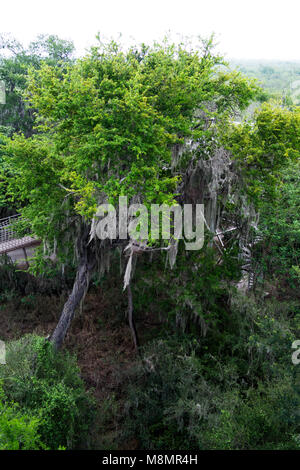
[0,383,44,450]
[0,335,96,449]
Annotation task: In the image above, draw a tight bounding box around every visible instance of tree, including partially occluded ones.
[0,35,75,217]
[252,159,300,295]
[2,37,267,349]
[0,34,74,137]
[223,102,300,206]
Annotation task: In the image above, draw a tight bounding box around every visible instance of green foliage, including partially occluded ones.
[223,103,300,206]
[0,252,75,298]
[0,383,44,450]
[1,36,300,452]
[0,335,95,449]
[0,33,74,137]
[123,290,300,450]
[0,34,74,217]
[202,378,300,450]
[1,37,258,269]
[0,254,20,295]
[129,238,241,336]
[253,160,300,296]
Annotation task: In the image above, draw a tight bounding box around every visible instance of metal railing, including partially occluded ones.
[0,215,40,255]
[0,214,22,243]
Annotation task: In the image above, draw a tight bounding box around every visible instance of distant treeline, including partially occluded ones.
[231,59,300,104]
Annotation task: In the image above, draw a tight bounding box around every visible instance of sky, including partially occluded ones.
[1,0,300,61]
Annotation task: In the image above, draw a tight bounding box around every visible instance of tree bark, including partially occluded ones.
[127,284,139,352]
[50,240,95,350]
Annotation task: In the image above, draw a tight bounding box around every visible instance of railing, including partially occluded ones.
[0,214,22,243]
[0,214,40,255]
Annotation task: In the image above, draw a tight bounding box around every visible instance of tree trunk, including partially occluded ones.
[50,242,95,350]
[127,284,139,352]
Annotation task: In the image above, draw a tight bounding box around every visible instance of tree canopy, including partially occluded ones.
[0,34,74,137]
[1,37,299,348]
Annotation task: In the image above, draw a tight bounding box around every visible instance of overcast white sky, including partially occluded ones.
[1,0,299,60]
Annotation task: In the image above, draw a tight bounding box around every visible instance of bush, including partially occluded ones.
[0,383,44,450]
[0,335,96,449]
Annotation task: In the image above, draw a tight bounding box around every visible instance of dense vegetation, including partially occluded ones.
[0,34,300,450]
[0,335,95,449]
